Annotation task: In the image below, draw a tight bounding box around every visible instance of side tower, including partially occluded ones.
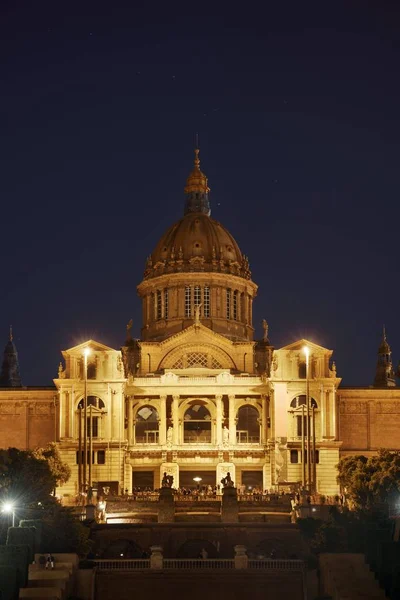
[0,327,22,387]
[373,327,396,388]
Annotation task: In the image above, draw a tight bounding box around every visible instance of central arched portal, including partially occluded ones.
[183,402,212,443]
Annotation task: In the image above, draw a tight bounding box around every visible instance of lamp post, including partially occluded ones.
[303,346,311,492]
[3,502,15,527]
[83,348,91,495]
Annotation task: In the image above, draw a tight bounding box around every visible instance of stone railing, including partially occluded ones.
[248,559,304,571]
[93,556,304,571]
[163,559,235,570]
[95,559,151,570]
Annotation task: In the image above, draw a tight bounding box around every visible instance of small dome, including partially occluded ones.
[144,212,251,280]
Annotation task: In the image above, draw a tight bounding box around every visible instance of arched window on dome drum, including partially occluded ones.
[204,286,210,317]
[185,286,191,317]
[164,289,168,320]
[233,291,238,320]
[236,405,260,443]
[184,404,212,443]
[194,285,201,311]
[226,289,232,319]
[135,406,159,444]
[156,290,162,320]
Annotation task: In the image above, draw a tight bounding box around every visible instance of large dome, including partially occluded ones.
[143,149,251,281]
[143,212,251,281]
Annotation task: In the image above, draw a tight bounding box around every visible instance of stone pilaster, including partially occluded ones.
[228,395,236,445]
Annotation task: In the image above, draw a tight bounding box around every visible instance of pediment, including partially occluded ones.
[278,338,332,356]
[63,339,118,355]
[142,323,241,352]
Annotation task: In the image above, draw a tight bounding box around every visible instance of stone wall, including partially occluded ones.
[0,389,56,451]
[338,389,400,452]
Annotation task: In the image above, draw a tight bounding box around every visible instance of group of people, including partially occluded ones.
[38,554,55,569]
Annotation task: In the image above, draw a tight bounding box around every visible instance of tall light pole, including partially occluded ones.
[303,346,311,492]
[3,502,15,527]
[83,348,91,495]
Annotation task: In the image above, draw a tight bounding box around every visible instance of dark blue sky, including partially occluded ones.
[1,1,399,385]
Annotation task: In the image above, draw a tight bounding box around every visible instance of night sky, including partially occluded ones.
[1,2,399,386]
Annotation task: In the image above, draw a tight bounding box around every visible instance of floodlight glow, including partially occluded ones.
[2,502,14,514]
[303,346,309,358]
[193,477,202,483]
[83,348,91,357]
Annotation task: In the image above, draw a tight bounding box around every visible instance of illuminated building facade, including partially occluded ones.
[0,150,399,499]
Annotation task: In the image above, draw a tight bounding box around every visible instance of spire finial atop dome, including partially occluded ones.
[184,147,211,216]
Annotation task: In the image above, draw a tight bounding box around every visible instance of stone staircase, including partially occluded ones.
[319,553,387,599]
[19,554,78,600]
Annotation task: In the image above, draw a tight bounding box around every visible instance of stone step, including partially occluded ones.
[20,589,63,600]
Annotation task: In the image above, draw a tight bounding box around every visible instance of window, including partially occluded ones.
[296,415,310,437]
[164,289,168,320]
[298,362,306,378]
[185,286,191,317]
[290,396,318,409]
[301,450,319,464]
[187,352,208,368]
[226,289,232,319]
[204,286,210,317]
[156,290,162,320]
[87,361,96,379]
[87,416,99,438]
[233,291,238,320]
[97,450,106,464]
[290,450,299,464]
[236,405,260,443]
[184,404,212,443]
[194,285,201,311]
[135,406,159,444]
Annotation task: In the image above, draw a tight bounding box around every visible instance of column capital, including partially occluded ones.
[215,394,223,401]
[228,394,235,401]
[159,394,167,401]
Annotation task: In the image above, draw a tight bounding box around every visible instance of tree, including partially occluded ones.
[337,450,400,510]
[0,445,70,507]
[33,443,71,487]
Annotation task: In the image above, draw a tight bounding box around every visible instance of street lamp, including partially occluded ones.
[193,476,202,489]
[82,348,91,495]
[3,502,15,527]
[303,346,311,492]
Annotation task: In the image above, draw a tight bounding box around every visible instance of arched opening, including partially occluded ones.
[290,395,318,438]
[77,396,105,438]
[236,405,260,443]
[183,403,212,443]
[101,539,143,559]
[176,539,218,558]
[135,406,159,444]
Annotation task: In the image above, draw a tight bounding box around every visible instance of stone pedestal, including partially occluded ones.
[85,505,96,520]
[150,546,163,570]
[234,545,248,569]
[158,487,175,523]
[221,486,238,523]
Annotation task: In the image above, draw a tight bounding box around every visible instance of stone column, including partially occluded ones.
[159,395,167,445]
[150,545,164,568]
[221,486,238,523]
[320,384,326,438]
[331,385,337,440]
[234,545,248,569]
[172,395,179,444]
[261,394,268,444]
[216,394,223,445]
[228,395,236,445]
[127,398,133,445]
[158,488,175,523]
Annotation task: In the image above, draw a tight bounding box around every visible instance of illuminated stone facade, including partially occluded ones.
[0,150,399,499]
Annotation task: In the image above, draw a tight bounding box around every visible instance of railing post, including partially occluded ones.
[150,545,163,570]
[234,545,248,569]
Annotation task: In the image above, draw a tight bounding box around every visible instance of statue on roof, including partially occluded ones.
[194,303,203,325]
[262,319,269,342]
